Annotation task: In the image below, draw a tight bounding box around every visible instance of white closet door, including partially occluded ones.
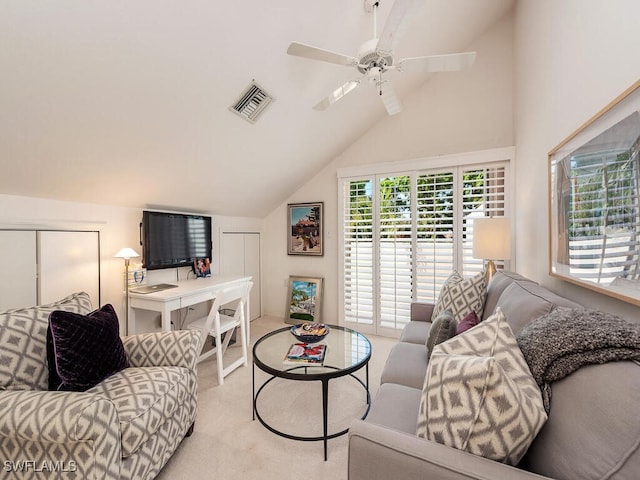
[244,233,261,320]
[38,231,100,306]
[221,232,261,320]
[220,233,245,276]
[0,231,37,310]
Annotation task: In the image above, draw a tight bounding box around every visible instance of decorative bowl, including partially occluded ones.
[290,323,329,343]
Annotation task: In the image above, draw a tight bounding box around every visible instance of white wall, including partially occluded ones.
[0,194,140,328]
[0,194,263,332]
[262,11,515,320]
[514,0,640,320]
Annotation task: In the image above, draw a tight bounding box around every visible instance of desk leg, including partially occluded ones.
[128,304,135,336]
[161,305,172,332]
[245,294,251,344]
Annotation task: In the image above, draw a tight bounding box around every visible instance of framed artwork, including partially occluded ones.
[285,275,323,325]
[288,202,323,256]
[549,80,640,306]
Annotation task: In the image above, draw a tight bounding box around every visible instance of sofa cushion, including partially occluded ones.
[521,361,640,480]
[399,320,431,345]
[482,271,537,320]
[416,309,547,465]
[432,271,486,323]
[495,282,581,335]
[87,365,190,458]
[516,307,640,413]
[380,342,429,390]
[426,310,456,358]
[47,304,129,391]
[410,301,435,322]
[364,382,423,435]
[0,292,93,391]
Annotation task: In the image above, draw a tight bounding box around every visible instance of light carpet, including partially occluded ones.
[155,316,396,480]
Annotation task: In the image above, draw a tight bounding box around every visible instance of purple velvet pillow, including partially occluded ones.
[47,304,129,391]
[456,310,480,335]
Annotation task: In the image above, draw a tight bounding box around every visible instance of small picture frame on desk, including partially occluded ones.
[127,265,146,287]
[193,258,211,278]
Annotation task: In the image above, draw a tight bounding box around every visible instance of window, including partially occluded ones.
[339,150,511,336]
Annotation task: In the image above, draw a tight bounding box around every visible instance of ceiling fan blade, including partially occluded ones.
[397,51,477,73]
[376,0,424,57]
[378,80,402,116]
[287,41,357,66]
[313,80,361,111]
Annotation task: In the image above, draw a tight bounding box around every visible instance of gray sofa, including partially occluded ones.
[348,271,640,480]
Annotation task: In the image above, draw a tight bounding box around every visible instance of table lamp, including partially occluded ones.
[472,217,511,282]
[114,247,140,335]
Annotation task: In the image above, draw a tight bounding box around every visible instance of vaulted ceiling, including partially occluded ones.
[0,0,514,217]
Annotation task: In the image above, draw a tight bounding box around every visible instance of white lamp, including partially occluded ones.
[114,247,140,335]
[472,217,511,282]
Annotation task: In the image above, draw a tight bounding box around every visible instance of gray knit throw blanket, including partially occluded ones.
[516,307,640,414]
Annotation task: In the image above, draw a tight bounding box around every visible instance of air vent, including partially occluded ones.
[230,80,274,124]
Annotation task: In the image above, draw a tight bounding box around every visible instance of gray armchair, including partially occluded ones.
[0,292,200,480]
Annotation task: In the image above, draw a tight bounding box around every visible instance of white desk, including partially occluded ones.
[128,275,252,334]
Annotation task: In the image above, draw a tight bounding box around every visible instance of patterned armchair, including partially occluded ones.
[0,292,200,479]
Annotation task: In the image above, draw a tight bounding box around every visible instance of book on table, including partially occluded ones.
[283,343,327,366]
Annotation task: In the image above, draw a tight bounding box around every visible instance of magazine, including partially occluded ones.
[283,343,327,366]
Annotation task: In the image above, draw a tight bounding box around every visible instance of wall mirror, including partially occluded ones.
[549,80,640,305]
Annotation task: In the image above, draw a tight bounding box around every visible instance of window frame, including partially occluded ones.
[338,147,514,337]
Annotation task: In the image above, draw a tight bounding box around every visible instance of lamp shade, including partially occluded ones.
[472,217,511,260]
[114,247,140,259]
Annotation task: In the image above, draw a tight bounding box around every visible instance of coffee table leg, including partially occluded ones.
[252,362,256,421]
[322,378,329,461]
[366,364,369,401]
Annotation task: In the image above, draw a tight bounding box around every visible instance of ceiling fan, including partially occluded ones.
[287,0,476,115]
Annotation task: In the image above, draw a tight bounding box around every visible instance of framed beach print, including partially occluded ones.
[285,275,323,325]
[288,202,323,256]
[549,80,640,306]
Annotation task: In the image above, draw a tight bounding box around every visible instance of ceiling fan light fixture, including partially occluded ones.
[287,0,471,116]
[367,67,382,84]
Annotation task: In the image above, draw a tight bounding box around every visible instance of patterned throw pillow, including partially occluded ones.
[416,309,547,465]
[0,292,93,391]
[47,304,129,391]
[456,310,480,334]
[431,271,487,322]
[426,310,457,358]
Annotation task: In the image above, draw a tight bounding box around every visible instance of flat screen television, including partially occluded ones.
[141,210,212,270]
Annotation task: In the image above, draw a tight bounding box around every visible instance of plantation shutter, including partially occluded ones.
[342,179,374,326]
[378,175,412,330]
[461,165,507,277]
[415,171,455,302]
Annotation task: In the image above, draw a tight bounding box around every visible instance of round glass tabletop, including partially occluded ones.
[252,324,371,379]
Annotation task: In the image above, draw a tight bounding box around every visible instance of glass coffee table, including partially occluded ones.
[252,324,371,460]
